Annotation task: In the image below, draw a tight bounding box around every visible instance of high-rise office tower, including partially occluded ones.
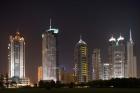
[42,19,59,82]
[74,36,89,83]
[8,32,25,79]
[108,35,116,79]
[92,49,103,80]
[127,29,137,78]
[108,34,126,78]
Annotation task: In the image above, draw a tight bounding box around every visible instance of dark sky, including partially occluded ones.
[0,0,140,83]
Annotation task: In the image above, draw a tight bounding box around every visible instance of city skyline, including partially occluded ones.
[0,1,140,83]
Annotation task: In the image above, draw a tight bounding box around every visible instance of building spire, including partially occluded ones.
[49,18,52,29]
[80,34,82,41]
[78,34,86,44]
[129,28,133,44]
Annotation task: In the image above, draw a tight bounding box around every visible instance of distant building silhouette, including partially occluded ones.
[59,68,74,83]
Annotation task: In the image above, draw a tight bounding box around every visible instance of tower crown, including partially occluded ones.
[117,34,124,41]
[109,35,116,42]
[78,35,86,44]
[129,28,133,44]
[47,18,59,34]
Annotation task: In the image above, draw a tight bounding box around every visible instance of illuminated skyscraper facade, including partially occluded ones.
[108,35,126,78]
[74,36,89,83]
[127,29,137,78]
[107,30,137,79]
[92,49,103,80]
[8,32,25,79]
[42,20,59,81]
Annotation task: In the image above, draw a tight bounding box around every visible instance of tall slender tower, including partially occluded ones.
[42,19,59,81]
[92,49,102,80]
[8,32,25,79]
[108,35,116,79]
[127,29,137,78]
[74,36,89,83]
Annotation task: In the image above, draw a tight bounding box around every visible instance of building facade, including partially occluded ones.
[42,20,59,82]
[127,29,137,78]
[8,32,25,79]
[38,66,43,82]
[108,35,126,78]
[103,63,110,80]
[92,49,103,80]
[74,36,89,83]
[107,29,137,79]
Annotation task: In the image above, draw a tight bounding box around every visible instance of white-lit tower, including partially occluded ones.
[42,19,59,81]
[8,32,25,79]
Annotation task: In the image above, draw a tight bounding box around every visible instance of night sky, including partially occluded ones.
[0,0,140,83]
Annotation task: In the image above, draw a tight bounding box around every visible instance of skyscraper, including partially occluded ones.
[42,19,59,82]
[127,29,137,78]
[108,35,116,79]
[74,36,89,83]
[92,49,103,80]
[108,34,126,78]
[8,32,25,79]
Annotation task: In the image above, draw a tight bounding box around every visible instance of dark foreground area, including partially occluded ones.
[0,88,140,93]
